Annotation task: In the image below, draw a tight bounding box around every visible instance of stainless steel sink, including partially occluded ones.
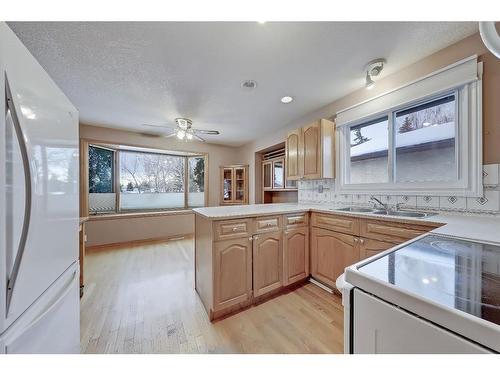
[372,210,436,218]
[336,207,375,213]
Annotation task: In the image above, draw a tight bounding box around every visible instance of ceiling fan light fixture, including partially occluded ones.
[176,129,186,140]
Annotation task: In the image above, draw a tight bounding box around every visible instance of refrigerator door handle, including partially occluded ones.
[5,75,32,308]
[8,269,78,342]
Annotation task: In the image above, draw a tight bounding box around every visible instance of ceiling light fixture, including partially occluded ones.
[281,96,293,104]
[364,58,386,90]
[257,21,267,24]
[365,72,375,90]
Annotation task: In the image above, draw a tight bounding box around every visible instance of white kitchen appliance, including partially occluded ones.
[343,233,500,354]
[0,22,80,353]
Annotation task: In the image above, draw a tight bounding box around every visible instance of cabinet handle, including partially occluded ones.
[354,237,359,243]
[254,235,259,240]
[360,238,365,244]
[248,236,253,241]
[284,231,289,234]
[266,222,272,227]
[232,227,240,232]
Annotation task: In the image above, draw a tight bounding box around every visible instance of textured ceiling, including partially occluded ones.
[9,22,478,146]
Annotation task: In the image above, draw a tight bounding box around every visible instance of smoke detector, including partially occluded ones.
[241,80,258,90]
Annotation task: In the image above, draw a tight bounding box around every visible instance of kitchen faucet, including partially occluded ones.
[369,196,402,212]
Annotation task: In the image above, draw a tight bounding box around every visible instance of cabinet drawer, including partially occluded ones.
[311,213,359,235]
[360,220,427,243]
[214,219,252,240]
[285,213,308,228]
[254,215,282,233]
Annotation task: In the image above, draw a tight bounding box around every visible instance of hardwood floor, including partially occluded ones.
[80,237,344,354]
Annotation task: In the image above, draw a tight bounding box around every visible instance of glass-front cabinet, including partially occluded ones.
[220,165,248,205]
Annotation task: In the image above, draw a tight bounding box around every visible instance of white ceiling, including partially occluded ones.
[9,22,478,146]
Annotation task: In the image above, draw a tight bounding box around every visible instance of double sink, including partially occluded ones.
[333,206,437,219]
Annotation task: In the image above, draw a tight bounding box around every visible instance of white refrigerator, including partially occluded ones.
[0,22,80,353]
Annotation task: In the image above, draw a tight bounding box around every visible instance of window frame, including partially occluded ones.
[82,140,208,216]
[337,81,482,197]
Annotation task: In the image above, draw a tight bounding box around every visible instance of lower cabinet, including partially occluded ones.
[283,227,309,286]
[359,238,395,261]
[213,237,253,311]
[311,227,359,288]
[252,232,283,297]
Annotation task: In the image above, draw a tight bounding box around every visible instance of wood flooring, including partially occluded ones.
[80,237,344,354]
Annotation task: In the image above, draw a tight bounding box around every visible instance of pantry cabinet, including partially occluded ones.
[285,119,335,180]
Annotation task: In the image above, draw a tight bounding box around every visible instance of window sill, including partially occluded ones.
[88,209,194,221]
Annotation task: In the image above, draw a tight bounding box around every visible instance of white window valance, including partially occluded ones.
[336,55,479,127]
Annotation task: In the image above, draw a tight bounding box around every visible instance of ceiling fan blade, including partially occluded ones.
[192,134,206,142]
[162,132,178,139]
[142,123,176,131]
[193,128,220,135]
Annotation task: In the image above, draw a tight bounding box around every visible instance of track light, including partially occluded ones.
[365,72,375,90]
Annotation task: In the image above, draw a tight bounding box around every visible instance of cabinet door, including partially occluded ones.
[221,167,233,203]
[233,167,246,203]
[283,227,309,286]
[262,161,272,190]
[253,232,283,297]
[311,227,359,288]
[359,238,394,261]
[214,237,252,311]
[272,159,284,189]
[302,121,321,179]
[286,129,301,180]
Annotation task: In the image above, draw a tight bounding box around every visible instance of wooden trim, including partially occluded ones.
[86,233,194,252]
[79,139,89,217]
[88,209,193,221]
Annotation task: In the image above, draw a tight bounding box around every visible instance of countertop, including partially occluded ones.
[193,203,500,244]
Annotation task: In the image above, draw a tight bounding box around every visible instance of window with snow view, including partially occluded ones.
[394,94,456,183]
[349,116,389,184]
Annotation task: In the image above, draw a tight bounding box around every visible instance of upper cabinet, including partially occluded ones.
[286,119,335,180]
[285,129,301,180]
[220,165,249,205]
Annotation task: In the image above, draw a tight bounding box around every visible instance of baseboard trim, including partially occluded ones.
[86,233,194,251]
[309,277,334,294]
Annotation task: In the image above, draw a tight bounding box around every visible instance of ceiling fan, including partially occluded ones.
[142,118,220,142]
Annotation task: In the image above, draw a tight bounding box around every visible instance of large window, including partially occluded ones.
[88,144,206,214]
[345,94,457,186]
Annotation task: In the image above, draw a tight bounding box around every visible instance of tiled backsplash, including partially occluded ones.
[298,164,500,214]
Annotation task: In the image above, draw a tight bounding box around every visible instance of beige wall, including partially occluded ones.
[241,32,500,204]
[85,213,194,247]
[80,124,243,247]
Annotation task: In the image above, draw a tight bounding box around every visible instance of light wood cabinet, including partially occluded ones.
[286,129,301,180]
[285,119,335,180]
[220,165,248,205]
[253,232,283,297]
[311,227,360,289]
[359,238,394,261]
[283,227,309,286]
[213,237,253,311]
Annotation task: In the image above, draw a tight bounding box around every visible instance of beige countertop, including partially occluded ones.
[193,203,500,244]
